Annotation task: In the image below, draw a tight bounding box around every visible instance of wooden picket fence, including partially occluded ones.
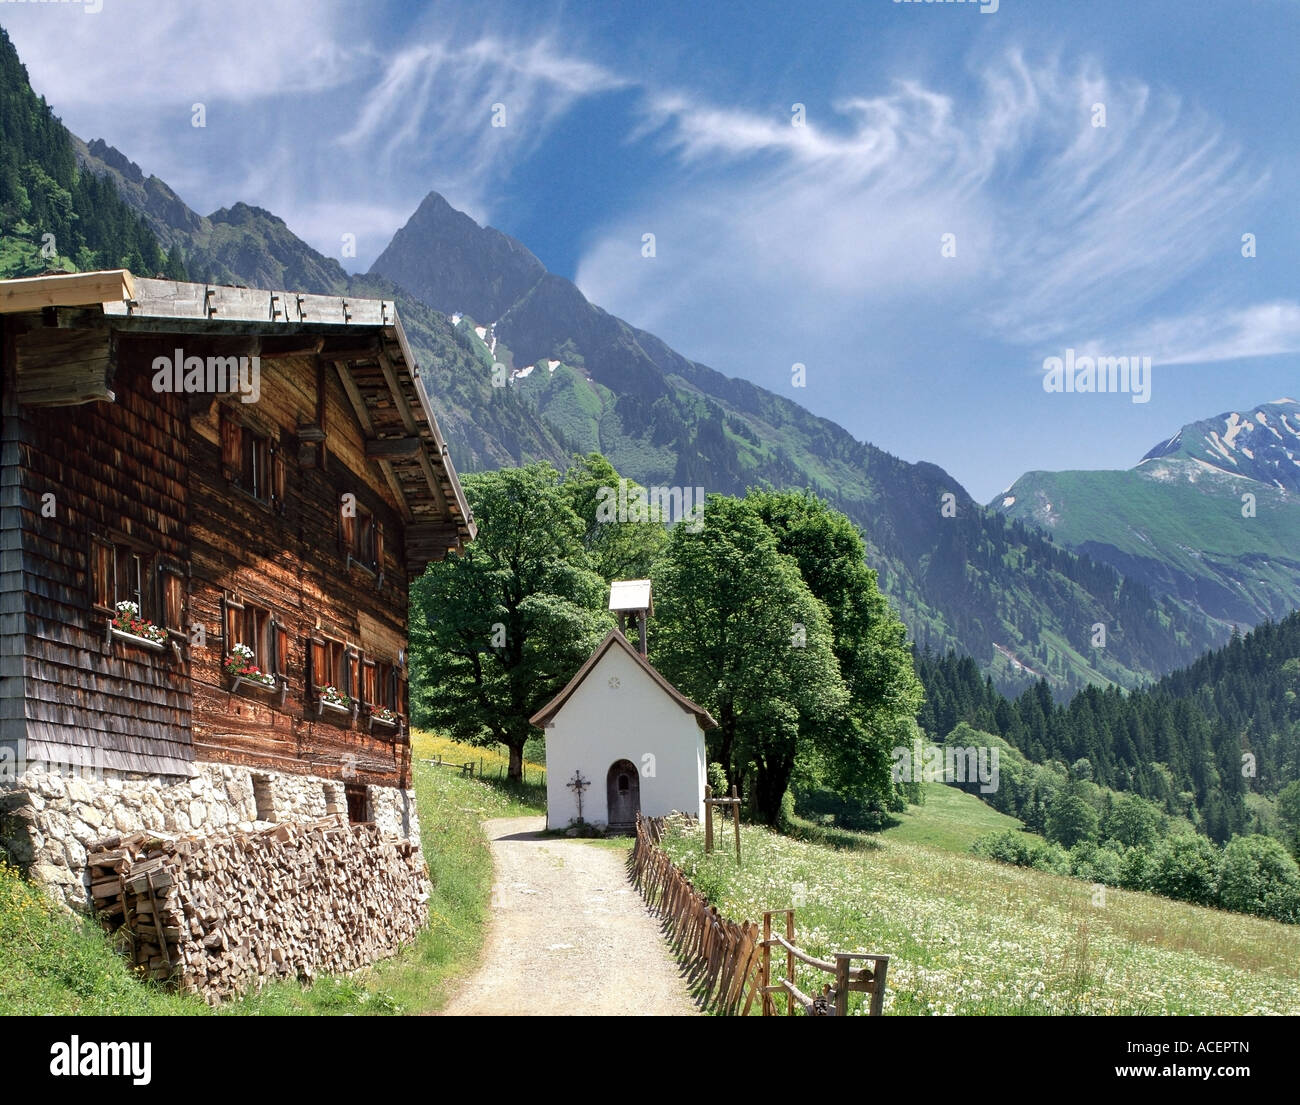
[630,813,891,1016]
[631,814,762,1015]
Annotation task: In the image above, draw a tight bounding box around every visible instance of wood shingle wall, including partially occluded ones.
[1,322,193,775]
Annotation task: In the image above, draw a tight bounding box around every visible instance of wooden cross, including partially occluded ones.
[567,770,591,822]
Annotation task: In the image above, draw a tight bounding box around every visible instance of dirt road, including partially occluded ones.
[439,816,698,1016]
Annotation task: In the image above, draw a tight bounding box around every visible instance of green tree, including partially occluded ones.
[1276,780,1300,859]
[1150,834,1221,906]
[1217,834,1300,921]
[650,495,849,824]
[561,452,666,583]
[1044,791,1099,847]
[409,464,610,780]
[748,489,923,805]
[1104,793,1159,849]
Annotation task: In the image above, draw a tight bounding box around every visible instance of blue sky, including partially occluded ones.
[5,0,1297,501]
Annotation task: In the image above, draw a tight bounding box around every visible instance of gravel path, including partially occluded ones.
[439,816,699,1016]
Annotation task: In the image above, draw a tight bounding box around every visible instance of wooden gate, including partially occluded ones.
[759,909,889,1016]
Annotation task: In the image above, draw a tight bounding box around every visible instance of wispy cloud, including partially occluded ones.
[577,50,1270,361]
[1111,301,1300,366]
[3,0,360,105]
[338,33,627,210]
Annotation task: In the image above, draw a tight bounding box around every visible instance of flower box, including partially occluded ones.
[108,624,168,651]
[313,687,356,721]
[229,673,288,707]
[106,601,169,651]
[367,710,402,735]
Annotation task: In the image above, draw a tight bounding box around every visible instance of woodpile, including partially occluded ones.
[88,819,430,1003]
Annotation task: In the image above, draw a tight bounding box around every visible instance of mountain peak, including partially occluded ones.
[1139,398,1300,491]
[369,192,545,324]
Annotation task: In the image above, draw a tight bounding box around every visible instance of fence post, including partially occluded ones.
[834,954,851,1017]
[785,910,796,1017]
[732,785,741,866]
[704,785,713,854]
[870,956,890,1017]
[762,911,772,1016]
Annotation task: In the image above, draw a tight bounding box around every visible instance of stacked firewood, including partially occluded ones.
[88,819,430,1003]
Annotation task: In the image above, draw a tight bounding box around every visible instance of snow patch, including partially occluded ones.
[1002,496,1016,508]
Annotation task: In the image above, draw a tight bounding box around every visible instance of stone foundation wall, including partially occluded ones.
[0,760,424,911]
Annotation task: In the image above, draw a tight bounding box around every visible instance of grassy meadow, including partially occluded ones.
[661,786,1300,1015]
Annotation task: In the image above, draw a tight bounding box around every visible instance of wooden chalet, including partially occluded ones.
[0,270,475,799]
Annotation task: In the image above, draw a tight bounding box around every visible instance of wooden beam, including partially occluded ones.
[376,350,454,519]
[317,338,382,361]
[0,270,135,315]
[377,459,413,523]
[405,522,463,568]
[101,279,395,327]
[376,350,420,435]
[365,437,422,458]
[332,359,412,521]
[14,327,115,406]
[331,359,374,435]
[257,334,325,359]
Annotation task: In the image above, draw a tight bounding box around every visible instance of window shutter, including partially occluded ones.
[90,538,112,609]
[271,444,286,510]
[222,595,240,650]
[309,637,327,692]
[113,548,129,609]
[373,522,384,571]
[340,498,356,556]
[346,651,360,699]
[220,410,241,475]
[161,565,184,631]
[274,623,289,679]
[362,658,376,706]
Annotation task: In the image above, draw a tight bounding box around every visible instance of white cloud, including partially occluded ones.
[3,0,360,105]
[577,51,1264,362]
[1110,301,1300,366]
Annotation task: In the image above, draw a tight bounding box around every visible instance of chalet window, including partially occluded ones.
[361,657,403,715]
[222,408,285,511]
[89,534,157,622]
[222,596,288,678]
[339,497,383,573]
[308,636,357,702]
[242,431,269,502]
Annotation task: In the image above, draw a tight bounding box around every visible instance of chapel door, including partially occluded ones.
[606,759,640,830]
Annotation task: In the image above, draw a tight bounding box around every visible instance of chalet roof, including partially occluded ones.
[0,269,476,566]
[529,629,718,730]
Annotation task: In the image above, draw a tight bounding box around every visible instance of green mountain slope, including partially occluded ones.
[994,401,1300,629]
[0,27,183,280]
[369,193,1223,695]
[0,22,1229,696]
[918,609,1300,842]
